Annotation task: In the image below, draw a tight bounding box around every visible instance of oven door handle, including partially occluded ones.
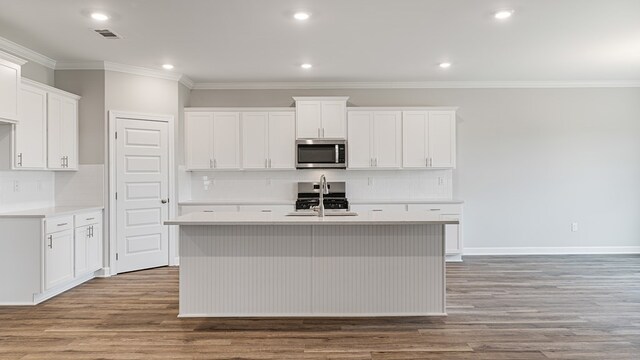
[335,145,339,163]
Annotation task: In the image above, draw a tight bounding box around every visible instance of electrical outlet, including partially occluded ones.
[13,180,20,192]
[571,222,578,232]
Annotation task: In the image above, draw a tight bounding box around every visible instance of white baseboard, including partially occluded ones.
[95,267,111,278]
[464,246,640,256]
[171,256,180,266]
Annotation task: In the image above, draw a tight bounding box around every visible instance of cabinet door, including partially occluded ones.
[87,223,102,273]
[238,204,294,213]
[0,57,20,122]
[402,111,428,168]
[350,204,407,213]
[373,111,402,168]
[242,112,268,169]
[15,85,46,169]
[428,111,456,168]
[185,112,214,170]
[296,101,322,139]
[180,205,238,215]
[212,112,240,169]
[268,112,295,169]
[347,111,373,169]
[45,229,74,290]
[320,101,346,138]
[47,94,78,170]
[74,226,89,277]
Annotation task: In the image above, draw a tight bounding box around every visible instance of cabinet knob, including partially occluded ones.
[161,199,168,204]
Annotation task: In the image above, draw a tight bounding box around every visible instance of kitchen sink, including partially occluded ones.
[286,211,358,217]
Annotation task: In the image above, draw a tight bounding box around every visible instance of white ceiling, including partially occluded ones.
[0,0,639,85]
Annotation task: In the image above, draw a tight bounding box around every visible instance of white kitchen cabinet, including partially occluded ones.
[14,83,47,169]
[294,97,348,139]
[45,219,75,291]
[74,212,102,277]
[180,205,239,215]
[238,204,294,213]
[350,204,407,213]
[348,111,401,169]
[0,52,23,124]
[242,111,295,170]
[185,111,240,170]
[185,112,214,170]
[47,92,78,170]
[213,112,240,169]
[402,110,456,169]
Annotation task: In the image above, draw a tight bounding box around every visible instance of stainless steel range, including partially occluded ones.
[295,181,349,211]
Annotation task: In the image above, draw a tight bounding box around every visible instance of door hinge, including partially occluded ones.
[115,192,118,200]
[116,253,119,261]
[115,131,118,139]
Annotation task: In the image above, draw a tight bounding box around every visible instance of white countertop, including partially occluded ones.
[179,199,463,206]
[0,206,104,219]
[165,211,458,226]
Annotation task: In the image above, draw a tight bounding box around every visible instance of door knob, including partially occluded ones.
[161,199,168,204]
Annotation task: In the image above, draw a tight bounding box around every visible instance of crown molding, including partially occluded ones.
[191,80,640,90]
[55,61,190,83]
[0,36,56,68]
[179,75,195,89]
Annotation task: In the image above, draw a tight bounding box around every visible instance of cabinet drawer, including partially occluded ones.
[180,205,238,215]
[74,211,102,227]
[238,205,294,213]
[350,204,407,213]
[407,203,462,214]
[45,215,74,234]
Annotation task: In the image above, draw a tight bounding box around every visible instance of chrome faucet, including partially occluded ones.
[316,174,329,217]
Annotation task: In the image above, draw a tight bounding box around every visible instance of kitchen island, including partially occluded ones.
[166,211,457,317]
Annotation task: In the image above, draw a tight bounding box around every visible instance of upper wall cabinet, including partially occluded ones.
[185,111,241,170]
[242,111,295,170]
[403,110,456,169]
[0,51,25,124]
[294,97,348,139]
[47,92,79,170]
[348,111,402,169]
[0,79,80,171]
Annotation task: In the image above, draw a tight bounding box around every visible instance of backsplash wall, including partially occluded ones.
[0,170,54,212]
[185,169,453,203]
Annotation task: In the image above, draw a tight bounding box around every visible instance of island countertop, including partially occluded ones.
[165,211,459,226]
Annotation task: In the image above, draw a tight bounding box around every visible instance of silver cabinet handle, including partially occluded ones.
[57,223,68,226]
[370,158,373,167]
[261,209,272,213]
[48,235,53,249]
[86,217,95,221]
[375,158,378,166]
[17,153,22,167]
[214,159,217,168]
[429,158,433,167]
[317,128,321,137]
[372,209,383,212]
[268,159,272,168]
[265,159,268,168]
[209,159,213,168]
[91,226,94,237]
[61,156,65,167]
[322,128,325,137]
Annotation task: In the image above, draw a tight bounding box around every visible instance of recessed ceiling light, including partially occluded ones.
[90,12,109,21]
[294,12,310,20]
[162,64,174,70]
[439,62,451,69]
[494,10,514,20]
[301,63,312,69]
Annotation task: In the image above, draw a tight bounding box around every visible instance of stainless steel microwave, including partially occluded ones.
[295,139,347,169]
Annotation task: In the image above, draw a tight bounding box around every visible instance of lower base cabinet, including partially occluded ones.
[45,228,74,290]
[0,209,104,305]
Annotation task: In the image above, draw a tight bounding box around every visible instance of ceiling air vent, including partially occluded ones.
[94,29,122,39]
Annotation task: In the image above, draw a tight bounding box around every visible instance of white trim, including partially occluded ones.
[348,106,459,111]
[464,246,640,256]
[178,312,447,318]
[32,272,95,304]
[21,78,81,99]
[179,75,195,89]
[107,111,177,275]
[0,49,28,66]
[293,96,350,101]
[0,36,53,68]
[192,80,640,90]
[56,61,190,83]
[185,107,294,112]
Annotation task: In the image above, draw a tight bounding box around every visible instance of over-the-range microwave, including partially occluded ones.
[295,139,347,169]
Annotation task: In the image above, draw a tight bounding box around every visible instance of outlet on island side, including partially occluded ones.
[571,222,578,232]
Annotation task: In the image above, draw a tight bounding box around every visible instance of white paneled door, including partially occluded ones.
[116,118,169,273]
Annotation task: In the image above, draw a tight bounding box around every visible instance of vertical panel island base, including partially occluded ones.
[172,214,451,317]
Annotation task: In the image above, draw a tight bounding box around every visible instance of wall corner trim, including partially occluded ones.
[464,246,640,256]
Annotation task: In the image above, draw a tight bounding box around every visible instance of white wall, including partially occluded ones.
[188,87,640,252]
[0,170,54,212]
